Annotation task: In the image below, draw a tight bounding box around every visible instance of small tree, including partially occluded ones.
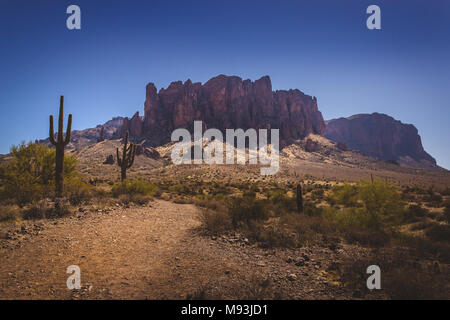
[0,142,76,205]
[358,179,404,230]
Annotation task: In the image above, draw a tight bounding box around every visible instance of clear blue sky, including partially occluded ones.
[0,0,449,168]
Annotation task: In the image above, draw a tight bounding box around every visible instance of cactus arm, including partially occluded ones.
[64,114,72,145]
[49,115,57,145]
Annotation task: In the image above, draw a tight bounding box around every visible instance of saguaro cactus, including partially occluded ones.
[296,184,303,213]
[116,131,136,181]
[49,95,72,197]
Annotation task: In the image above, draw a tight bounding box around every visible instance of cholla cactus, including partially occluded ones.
[49,95,72,197]
[116,131,136,181]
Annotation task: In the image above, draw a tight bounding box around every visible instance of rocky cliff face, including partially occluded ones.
[121,75,326,146]
[325,113,437,168]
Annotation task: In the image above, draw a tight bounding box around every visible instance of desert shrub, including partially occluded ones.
[22,203,47,220]
[0,142,77,205]
[168,183,193,195]
[304,202,324,216]
[22,199,71,220]
[329,183,358,207]
[400,235,450,264]
[282,212,333,244]
[422,188,443,207]
[265,189,296,213]
[116,192,152,206]
[242,208,337,248]
[198,209,232,235]
[403,204,429,222]
[130,194,152,205]
[244,220,297,248]
[228,196,270,228]
[65,177,92,205]
[22,200,51,220]
[112,179,159,197]
[193,196,227,211]
[323,206,392,247]
[117,194,131,205]
[210,184,231,196]
[357,179,404,230]
[0,205,20,222]
[48,200,72,218]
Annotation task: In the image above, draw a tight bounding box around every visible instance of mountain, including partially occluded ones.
[121,75,326,147]
[325,113,437,168]
[39,117,124,149]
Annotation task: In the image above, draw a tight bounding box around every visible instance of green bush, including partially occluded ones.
[322,180,404,246]
[65,177,92,205]
[357,179,404,230]
[112,179,159,197]
[329,183,358,207]
[0,142,76,205]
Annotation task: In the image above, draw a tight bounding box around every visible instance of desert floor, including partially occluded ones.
[0,199,371,300]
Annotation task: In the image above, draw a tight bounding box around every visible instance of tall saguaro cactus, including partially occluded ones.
[117,131,136,181]
[296,184,303,213]
[49,95,72,197]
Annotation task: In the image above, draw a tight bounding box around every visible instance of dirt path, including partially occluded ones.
[0,200,355,299]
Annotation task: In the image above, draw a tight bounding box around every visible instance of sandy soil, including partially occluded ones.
[0,200,366,300]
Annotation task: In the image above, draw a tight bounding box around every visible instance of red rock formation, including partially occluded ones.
[123,75,326,146]
[122,112,143,138]
[325,113,437,168]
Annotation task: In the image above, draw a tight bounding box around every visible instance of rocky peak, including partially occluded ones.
[325,113,437,168]
[122,75,326,147]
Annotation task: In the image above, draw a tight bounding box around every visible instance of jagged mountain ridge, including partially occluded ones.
[121,74,326,147]
[34,76,438,170]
